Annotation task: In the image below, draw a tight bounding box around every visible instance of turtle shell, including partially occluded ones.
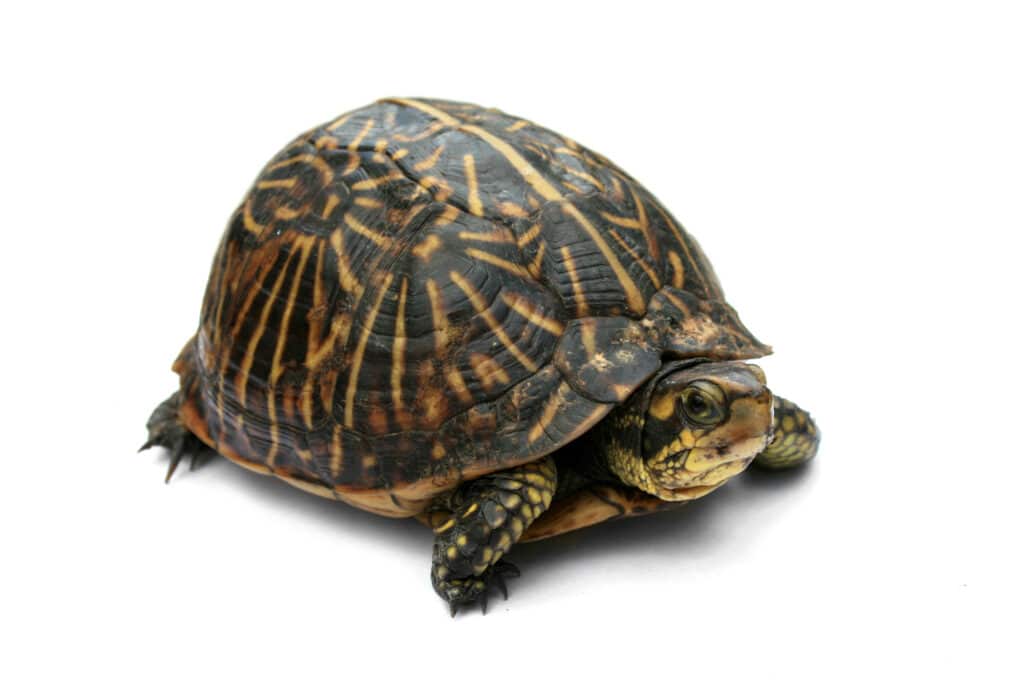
[175,97,769,517]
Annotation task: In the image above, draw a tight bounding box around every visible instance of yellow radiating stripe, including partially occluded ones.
[501,292,564,336]
[425,278,471,404]
[211,240,237,348]
[383,98,462,126]
[274,206,301,221]
[329,425,344,477]
[300,390,314,430]
[528,384,565,444]
[344,273,394,428]
[668,251,685,288]
[470,353,511,390]
[391,277,409,419]
[392,120,445,142]
[505,120,529,132]
[227,258,274,345]
[354,196,384,209]
[450,271,538,373]
[271,236,315,384]
[599,211,643,230]
[434,205,460,226]
[412,234,442,261]
[242,198,265,235]
[303,242,323,366]
[420,175,453,201]
[463,154,484,216]
[236,248,296,406]
[499,201,529,217]
[413,144,446,172]
[628,185,658,263]
[608,229,661,289]
[266,387,279,467]
[516,222,542,247]
[581,320,597,357]
[461,124,562,200]
[527,241,546,279]
[267,154,333,184]
[548,156,605,191]
[561,203,645,314]
[321,194,341,220]
[257,178,297,190]
[465,248,530,278]
[661,288,692,317]
[351,172,404,191]
[446,368,473,404]
[554,146,584,159]
[560,246,588,317]
[326,113,352,131]
[425,278,448,353]
[458,230,513,243]
[328,228,362,295]
[651,200,712,296]
[343,212,393,247]
[315,136,338,150]
[347,118,375,150]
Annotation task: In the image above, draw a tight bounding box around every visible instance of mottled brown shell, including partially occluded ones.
[175,98,768,517]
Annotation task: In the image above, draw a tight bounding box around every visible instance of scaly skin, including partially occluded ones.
[755,395,819,469]
[140,392,214,482]
[430,458,557,615]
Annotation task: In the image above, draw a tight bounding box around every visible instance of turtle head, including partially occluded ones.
[605,361,773,502]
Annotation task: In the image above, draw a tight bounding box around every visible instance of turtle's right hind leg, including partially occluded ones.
[140,392,214,482]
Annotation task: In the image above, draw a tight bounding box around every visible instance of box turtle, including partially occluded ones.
[143,97,819,614]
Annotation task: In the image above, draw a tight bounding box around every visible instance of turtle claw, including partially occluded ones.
[164,440,186,483]
[436,560,521,616]
[142,392,213,482]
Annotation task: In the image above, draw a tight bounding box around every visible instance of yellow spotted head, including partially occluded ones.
[603,360,773,502]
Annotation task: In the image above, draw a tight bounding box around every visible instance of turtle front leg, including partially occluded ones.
[755,396,820,469]
[430,457,556,616]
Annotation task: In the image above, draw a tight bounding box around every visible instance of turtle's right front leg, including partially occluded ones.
[430,457,556,615]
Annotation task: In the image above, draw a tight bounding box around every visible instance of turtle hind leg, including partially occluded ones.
[755,395,820,469]
[430,457,557,616]
[140,391,214,482]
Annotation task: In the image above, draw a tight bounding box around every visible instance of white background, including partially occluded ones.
[2,1,1022,681]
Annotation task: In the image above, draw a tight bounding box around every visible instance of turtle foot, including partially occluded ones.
[435,560,521,617]
[140,392,213,482]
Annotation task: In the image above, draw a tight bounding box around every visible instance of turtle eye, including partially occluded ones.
[680,381,726,426]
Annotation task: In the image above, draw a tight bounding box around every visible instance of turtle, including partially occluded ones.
[143,97,819,615]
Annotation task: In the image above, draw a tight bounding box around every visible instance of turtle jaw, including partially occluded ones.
[649,437,767,501]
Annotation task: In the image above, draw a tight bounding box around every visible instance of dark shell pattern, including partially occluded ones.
[179,98,767,516]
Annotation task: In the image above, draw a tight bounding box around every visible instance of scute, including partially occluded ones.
[176,97,767,517]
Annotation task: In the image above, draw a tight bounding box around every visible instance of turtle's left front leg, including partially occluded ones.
[755,396,820,469]
[430,457,556,615]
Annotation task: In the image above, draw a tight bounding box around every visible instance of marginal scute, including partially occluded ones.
[554,318,661,404]
[647,287,771,360]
